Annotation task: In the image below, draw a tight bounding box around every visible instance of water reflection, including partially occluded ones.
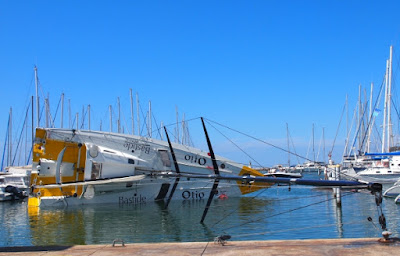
[27,197,273,245]
[2,176,400,246]
[0,201,31,246]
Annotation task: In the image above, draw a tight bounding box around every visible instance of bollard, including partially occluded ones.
[335,165,341,206]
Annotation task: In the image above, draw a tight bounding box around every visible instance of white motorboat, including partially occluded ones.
[0,166,31,201]
[264,165,302,178]
[342,154,400,188]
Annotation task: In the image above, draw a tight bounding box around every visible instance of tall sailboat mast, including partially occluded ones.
[88,105,91,130]
[286,123,290,167]
[60,93,64,128]
[109,105,113,132]
[367,82,373,152]
[382,59,389,153]
[357,84,362,151]
[387,45,393,152]
[130,89,134,135]
[136,93,140,136]
[148,101,152,137]
[34,66,39,128]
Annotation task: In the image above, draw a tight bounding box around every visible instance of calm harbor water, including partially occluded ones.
[1,173,400,247]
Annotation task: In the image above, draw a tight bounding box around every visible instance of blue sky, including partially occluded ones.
[1,1,400,167]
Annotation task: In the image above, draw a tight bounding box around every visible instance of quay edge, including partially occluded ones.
[0,238,400,256]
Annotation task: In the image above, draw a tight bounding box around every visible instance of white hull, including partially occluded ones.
[0,166,31,201]
[341,167,400,196]
[29,128,269,208]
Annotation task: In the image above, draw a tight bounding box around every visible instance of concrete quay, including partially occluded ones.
[1,238,400,256]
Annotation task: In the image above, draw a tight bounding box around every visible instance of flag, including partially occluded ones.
[373,108,381,117]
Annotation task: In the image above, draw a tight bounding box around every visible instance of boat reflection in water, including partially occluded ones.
[27,197,273,245]
[24,180,400,246]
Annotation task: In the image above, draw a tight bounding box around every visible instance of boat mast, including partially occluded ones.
[367,82,373,152]
[357,84,362,151]
[286,123,290,167]
[88,104,91,130]
[176,106,179,143]
[343,95,349,157]
[182,113,186,145]
[8,108,12,167]
[148,100,152,137]
[81,106,84,129]
[31,96,34,163]
[387,45,393,152]
[323,127,326,164]
[109,105,113,132]
[136,92,140,136]
[312,123,315,163]
[60,93,64,128]
[382,59,389,153]
[130,89,134,135]
[68,99,71,129]
[34,66,40,128]
[160,121,164,140]
[117,97,121,133]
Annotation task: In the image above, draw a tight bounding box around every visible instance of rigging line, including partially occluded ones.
[287,128,300,164]
[207,189,343,229]
[360,76,386,151]
[200,241,210,256]
[80,107,88,129]
[342,103,357,159]
[151,111,163,139]
[371,108,383,148]
[71,115,76,129]
[350,99,369,153]
[204,118,312,162]
[209,187,267,228]
[329,101,346,158]
[161,116,201,130]
[138,102,149,136]
[204,118,265,169]
[159,117,201,137]
[0,116,10,170]
[352,99,369,152]
[161,118,202,153]
[51,96,62,128]
[391,97,400,124]
[221,191,355,232]
[11,102,31,166]
[267,191,340,202]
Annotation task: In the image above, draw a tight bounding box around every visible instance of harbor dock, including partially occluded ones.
[1,238,399,256]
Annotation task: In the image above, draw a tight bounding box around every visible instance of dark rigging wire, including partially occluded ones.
[204,117,313,162]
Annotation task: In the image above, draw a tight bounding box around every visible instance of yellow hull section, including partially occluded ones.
[237,166,273,195]
[30,128,87,205]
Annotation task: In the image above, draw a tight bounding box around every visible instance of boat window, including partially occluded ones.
[158,150,171,167]
[128,159,135,164]
[91,162,102,180]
